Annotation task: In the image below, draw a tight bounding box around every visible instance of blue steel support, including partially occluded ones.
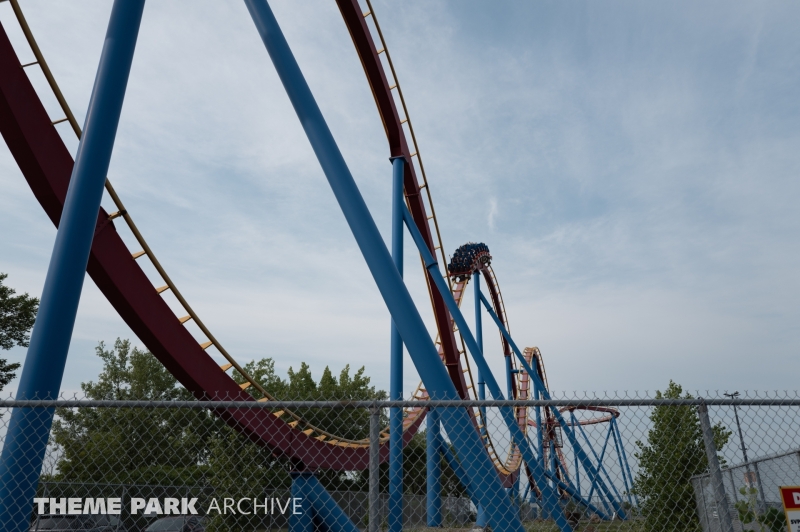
[533,369,545,487]
[401,206,573,531]
[505,355,514,400]
[441,441,584,523]
[578,415,623,516]
[389,155,405,532]
[570,413,581,497]
[0,2,146,530]
[613,417,638,507]
[290,472,314,532]
[578,419,611,512]
[610,417,634,508]
[404,238,607,521]
[473,271,488,530]
[477,290,628,520]
[242,4,523,532]
[305,475,361,532]
[523,437,608,519]
[426,407,442,527]
[474,271,486,406]
[556,457,581,497]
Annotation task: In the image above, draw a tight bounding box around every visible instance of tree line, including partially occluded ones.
[1,272,751,531]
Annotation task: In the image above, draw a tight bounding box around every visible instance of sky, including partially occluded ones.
[0,0,798,398]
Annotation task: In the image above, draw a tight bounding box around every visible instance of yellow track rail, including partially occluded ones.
[3,0,369,446]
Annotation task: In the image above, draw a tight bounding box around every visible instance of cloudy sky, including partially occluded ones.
[1,0,798,398]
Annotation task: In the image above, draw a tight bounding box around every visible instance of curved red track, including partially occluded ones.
[335,1,471,398]
[0,0,476,470]
[0,14,430,471]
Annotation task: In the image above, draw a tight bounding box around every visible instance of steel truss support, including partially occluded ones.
[291,472,314,532]
[477,290,628,520]
[610,417,635,508]
[473,270,488,530]
[291,472,360,532]
[577,413,617,514]
[389,155,405,532]
[242,2,524,531]
[400,205,573,531]
[0,2,146,531]
[570,413,582,498]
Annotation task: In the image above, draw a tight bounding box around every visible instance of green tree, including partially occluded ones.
[51,339,222,485]
[204,426,291,532]
[399,431,466,497]
[0,272,39,392]
[235,359,387,441]
[735,486,787,532]
[633,381,731,532]
[206,359,391,530]
[52,348,392,490]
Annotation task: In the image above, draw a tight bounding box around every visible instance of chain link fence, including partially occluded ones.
[1,393,798,532]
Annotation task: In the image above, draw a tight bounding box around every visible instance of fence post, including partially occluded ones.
[369,405,380,532]
[697,401,734,532]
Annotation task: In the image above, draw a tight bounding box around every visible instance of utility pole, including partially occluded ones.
[723,392,748,463]
[724,391,766,513]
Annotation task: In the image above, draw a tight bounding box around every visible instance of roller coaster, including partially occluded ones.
[0,1,636,531]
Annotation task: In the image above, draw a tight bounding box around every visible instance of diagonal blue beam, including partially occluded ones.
[570,412,582,497]
[0,2,146,531]
[388,156,404,532]
[613,417,638,507]
[595,423,622,501]
[401,205,573,531]
[242,3,523,531]
[305,474,361,532]
[478,290,628,520]
[610,417,634,508]
[524,434,610,519]
[579,416,615,514]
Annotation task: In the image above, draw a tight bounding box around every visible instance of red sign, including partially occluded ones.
[782,486,800,510]
[781,486,800,532]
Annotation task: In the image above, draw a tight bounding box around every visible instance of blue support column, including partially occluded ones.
[473,271,487,530]
[426,407,442,527]
[400,206,572,531]
[613,417,638,507]
[242,3,524,532]
[474,271,485,405]
[571,413,581,498]
[505,355,514,400]
[304,475,360,532]
[577,414,623,516]
[610,418,633,508]
[290,472,314,532]
[0,2,146,530]
[533,369,545,482]
[476,290,627,520]
[389,156,404,532]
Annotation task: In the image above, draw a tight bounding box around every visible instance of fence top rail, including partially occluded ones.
[1,397,799,408]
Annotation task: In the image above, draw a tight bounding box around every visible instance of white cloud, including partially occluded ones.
[1,0,798,397]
